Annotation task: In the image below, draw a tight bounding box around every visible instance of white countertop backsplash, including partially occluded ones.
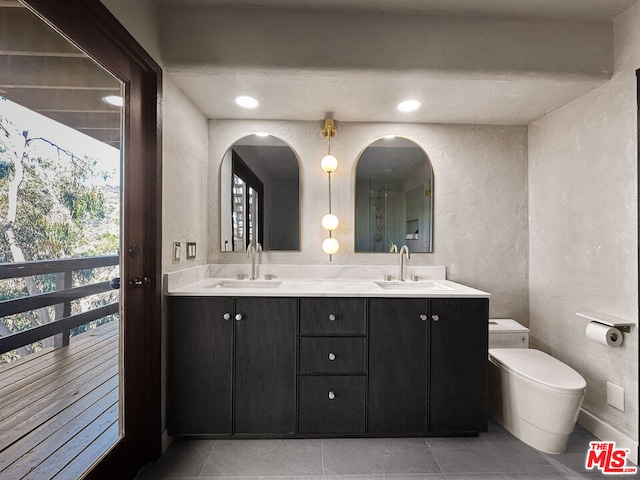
[165,264,489,298]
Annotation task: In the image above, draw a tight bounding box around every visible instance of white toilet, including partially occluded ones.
[488,319,587,454]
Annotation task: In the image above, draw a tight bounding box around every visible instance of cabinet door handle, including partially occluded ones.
[419,314,428,321]
[235,313,243,321]
[328,352,336,361]
[328,391,336,400]
[432,314,439,321]
[223,313,231,320]
[328,314,336,321]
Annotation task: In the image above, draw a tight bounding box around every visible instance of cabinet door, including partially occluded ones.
[368,298,428,435]
[429,298,489,433]
[234,297,297,434]
[167,297,233,434]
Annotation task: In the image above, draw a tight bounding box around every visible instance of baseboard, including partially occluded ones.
[161,429,173,454]
[578,409,638,465]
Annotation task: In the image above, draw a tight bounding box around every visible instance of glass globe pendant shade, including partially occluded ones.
[322,237,339,255]
[321,154,338,173]
[321,213,339,231]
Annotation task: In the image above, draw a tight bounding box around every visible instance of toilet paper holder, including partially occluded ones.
[576,311,633,333]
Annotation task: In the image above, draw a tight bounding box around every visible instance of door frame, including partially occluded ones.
[22,0,163,477]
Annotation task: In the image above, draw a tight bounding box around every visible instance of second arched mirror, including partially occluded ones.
[355,137,433,253]
[220,134,300,251]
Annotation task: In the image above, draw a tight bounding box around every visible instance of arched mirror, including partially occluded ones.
[355,137,433,253]
[220,134,300,251]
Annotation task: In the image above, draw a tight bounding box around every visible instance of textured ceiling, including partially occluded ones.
[161,1,633,125]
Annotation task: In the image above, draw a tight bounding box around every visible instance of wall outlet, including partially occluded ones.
[186,242,196,260]
[607,382,625,411]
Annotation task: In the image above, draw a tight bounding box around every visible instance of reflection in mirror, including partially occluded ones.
[355,137,433,253]
[220,135,300,251]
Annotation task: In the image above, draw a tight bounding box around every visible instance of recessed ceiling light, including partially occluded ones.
[397,99,421,112]
[384,135,396,139]
[255,132,270,137]
[235,95,259,109]
[102,95,124,107]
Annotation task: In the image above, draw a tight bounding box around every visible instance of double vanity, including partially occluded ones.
[166,265,489,438]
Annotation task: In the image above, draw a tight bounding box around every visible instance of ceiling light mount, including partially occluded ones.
[397,99,422,112]
[235,95,259,109]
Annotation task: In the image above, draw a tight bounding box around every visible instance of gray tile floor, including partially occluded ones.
[136,420,639,480]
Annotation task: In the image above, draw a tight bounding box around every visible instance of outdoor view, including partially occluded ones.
[0,97,121,363]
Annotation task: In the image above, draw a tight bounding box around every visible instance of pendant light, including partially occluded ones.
[321,118,339,259]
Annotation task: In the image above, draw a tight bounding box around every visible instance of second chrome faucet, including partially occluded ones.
[398,245,410,281]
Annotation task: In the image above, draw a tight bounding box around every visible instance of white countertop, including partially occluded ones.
[165,264,490,298]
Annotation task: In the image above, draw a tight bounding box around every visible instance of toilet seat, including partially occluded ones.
[489,348,586,395]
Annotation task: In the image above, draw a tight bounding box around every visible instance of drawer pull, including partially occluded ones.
[328,391,336,400]
[235,313,243,321]
[432,314,439,321]
[328,313,336,321]
[223,313,231,320]
[328,352,336,361]
[419,314,427,321]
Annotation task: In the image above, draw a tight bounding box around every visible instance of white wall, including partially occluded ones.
[528,2,639,450]
[162,79,209,272]
[208,120,529,321]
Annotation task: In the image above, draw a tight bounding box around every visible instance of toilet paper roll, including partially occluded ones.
[585,322,624,347]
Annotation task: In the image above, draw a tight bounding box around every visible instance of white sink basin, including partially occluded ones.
[207,280,282,289]
[375,280,454,291]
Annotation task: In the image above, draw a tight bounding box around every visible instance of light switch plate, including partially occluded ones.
[172,242,181,263]
[607,381,625,411]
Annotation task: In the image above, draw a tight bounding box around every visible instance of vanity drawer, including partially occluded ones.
[298,376,366,434]
[299,298,366,335]
[298,337,365,374]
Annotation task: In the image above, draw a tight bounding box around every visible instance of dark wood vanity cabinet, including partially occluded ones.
[368,297,489,435]
[168,295,487,437]
[167,296,297,436]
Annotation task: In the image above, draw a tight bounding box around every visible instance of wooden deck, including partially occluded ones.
[0,321,120,480]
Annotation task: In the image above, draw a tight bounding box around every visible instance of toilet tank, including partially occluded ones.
[489,319,529,348]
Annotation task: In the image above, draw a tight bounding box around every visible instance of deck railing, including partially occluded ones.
[0,255,119,356]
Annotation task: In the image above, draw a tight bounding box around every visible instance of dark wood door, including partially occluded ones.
[429,298,489,433]
[234,297,297,434]
[21,1,162,477]
[368,298,428,435]
[168,297,233,434]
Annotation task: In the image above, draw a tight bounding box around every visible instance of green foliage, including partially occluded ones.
[0,161,13,180]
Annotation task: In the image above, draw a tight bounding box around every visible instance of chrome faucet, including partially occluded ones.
[247,242,262,280]
[398,245,410,281]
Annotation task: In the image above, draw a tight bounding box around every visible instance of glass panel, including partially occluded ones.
[0,2,123,477]
[232,174,246,250]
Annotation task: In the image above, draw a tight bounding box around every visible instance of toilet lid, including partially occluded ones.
[489,348,586,394]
